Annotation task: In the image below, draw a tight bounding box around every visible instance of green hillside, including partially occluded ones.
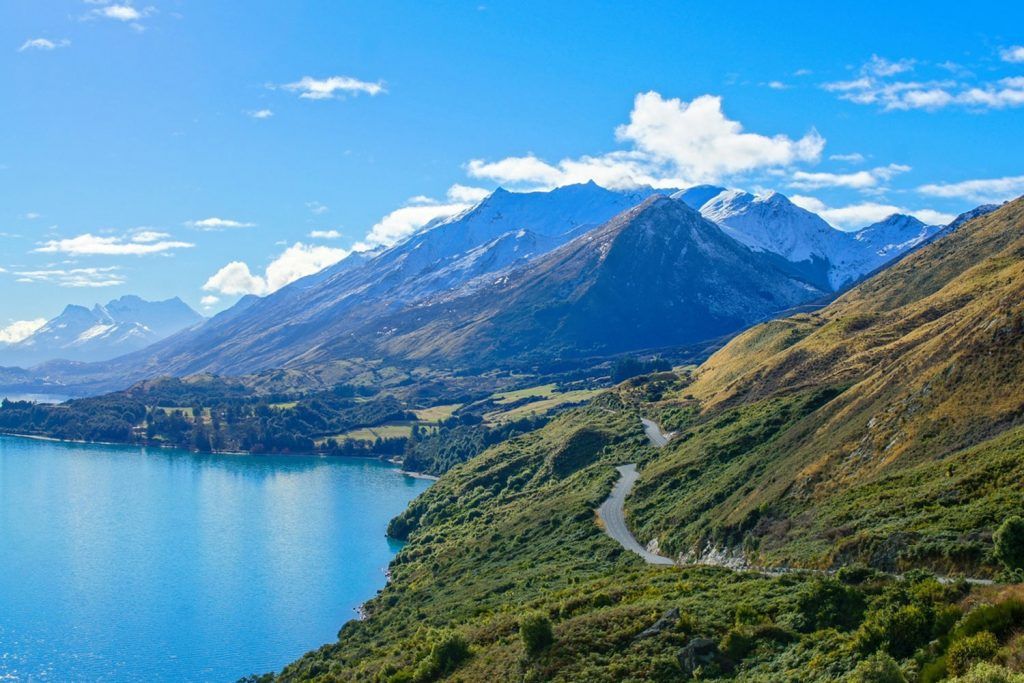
[263,199,1024,681]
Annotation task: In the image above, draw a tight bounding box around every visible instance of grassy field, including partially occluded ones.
[412,403,463,422]
[485,388,604,423]
[491,383,559,405]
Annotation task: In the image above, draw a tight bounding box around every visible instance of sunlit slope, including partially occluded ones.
[627,197,1024,572]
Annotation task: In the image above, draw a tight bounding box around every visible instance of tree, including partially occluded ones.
[993,516,1024,571]
[519,612,554,656]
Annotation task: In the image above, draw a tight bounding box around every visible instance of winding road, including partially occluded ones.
[597,464,675,565]
[596,418,676,565]
[598,418,997,583]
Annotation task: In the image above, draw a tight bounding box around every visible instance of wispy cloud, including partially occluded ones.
[186,217,255,230]
[824,54,1024,111]
[468,92,824,190]
[917,175,1024,203]
[309,229,342,239]
[200,295,219,308]
[306,201,328,215]
[0,318,47,344]
[82,2,156,31]
[18,38,71,52]
[790,195,955,230]
[788,163,910,190]
[14,266,125,288]
[1001,46,1024,63]
[248,109,273,119]
[35,231,194,255]
[280,75,386,100]
[829,153,866,164]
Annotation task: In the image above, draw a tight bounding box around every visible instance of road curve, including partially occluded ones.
[597,464,675,565]
[641,418,672,447]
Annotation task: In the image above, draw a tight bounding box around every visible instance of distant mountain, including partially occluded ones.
[64,182,668,379]
[2,184,975,393]
[338,195,827,364]
[688,188,946,290]
[851,213,942,259]
[0,295,203,367]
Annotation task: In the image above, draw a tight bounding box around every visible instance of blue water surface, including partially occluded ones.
[0,435,431,682]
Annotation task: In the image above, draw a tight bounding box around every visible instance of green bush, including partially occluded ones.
[855,604,932,658]
[947,631,999,677]
[519,612,554,657]
[949,662,1024,683]
[993,516,1024,571]
[797,578,866,632]
[954,599,1024,641]
[412,632,471,681]
[846,651,907,683]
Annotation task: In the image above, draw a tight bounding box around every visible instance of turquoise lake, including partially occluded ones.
[0,435,432,681]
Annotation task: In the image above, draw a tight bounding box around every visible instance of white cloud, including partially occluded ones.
[865,55,915,77]
[358,203,469,249]
[22,212,42,220]
[18,38,70,52]
[824,55,1024,111]
[309,229,343,239]
[468,92,824,190]
[0,318,46,344]
[200,295,219,308]
[790,195,955,230]
[14,266,125,288]
[203,242,350,296]
[829,153,866,163]
[281,75,385,100]
[186,217,255,230]
[765,81,789,90]
[1001,46,1024,63]
[445,184,492,203]
[306,201,328,215]
[34,232,194,256]
[917,175,1024,203]
[788,163,910,190]
[248,109,273,119]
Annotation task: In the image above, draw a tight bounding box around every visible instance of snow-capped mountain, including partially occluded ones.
[5,182,978,393]
[0,295,203,368]
[68,182,671,379]
[683,188,945,290]
[852,214,942,259]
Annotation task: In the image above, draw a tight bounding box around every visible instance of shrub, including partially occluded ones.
[855,604,932,658]
[993,516,1024,571]
[796,578,866,632]
[520,612,554,657]
[413,632,471,681]
[954,599,1024,641]
[846,651,907,683]
[949,662,1024,683]
[947,631,999,677]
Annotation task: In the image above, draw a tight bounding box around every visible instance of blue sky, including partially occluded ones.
[2,1,1023,337]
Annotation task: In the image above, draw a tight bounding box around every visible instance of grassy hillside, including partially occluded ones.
[625,197,1024,574]
[260,198,1024,682]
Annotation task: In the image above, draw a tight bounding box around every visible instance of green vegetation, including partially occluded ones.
[995,518,1024,572]
[258,200,1024,681]
[519,612,554,657]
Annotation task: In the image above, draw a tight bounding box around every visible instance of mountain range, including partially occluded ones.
[275,196,1024,682]
[0,183,988,393]
[0,295,203,368]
